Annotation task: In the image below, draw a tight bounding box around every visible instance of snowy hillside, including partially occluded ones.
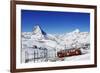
[21,25,90,63]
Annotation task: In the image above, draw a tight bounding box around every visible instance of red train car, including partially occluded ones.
[57,48,82,58]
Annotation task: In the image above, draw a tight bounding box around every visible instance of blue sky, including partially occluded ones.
[21,10,90,34]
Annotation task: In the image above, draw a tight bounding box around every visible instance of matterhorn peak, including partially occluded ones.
[32,25,46,35]
[33,25,41,33]
[31,25,47,39]
[72,29,80,33]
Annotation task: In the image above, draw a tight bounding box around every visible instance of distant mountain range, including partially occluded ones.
[21,25,90,51]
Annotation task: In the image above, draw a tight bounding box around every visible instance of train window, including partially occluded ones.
[75,51,79,54]
[67,53,69,55]
[58,54,61,57]
[73,49,76,52]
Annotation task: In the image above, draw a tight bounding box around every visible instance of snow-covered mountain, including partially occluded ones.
[22,25,90,51]
[31,25,47,39]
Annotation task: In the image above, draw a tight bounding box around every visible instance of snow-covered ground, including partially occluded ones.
[21,25,90,63]
[64,53,90,61]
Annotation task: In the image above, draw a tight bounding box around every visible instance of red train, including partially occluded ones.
[57,48,82,58]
